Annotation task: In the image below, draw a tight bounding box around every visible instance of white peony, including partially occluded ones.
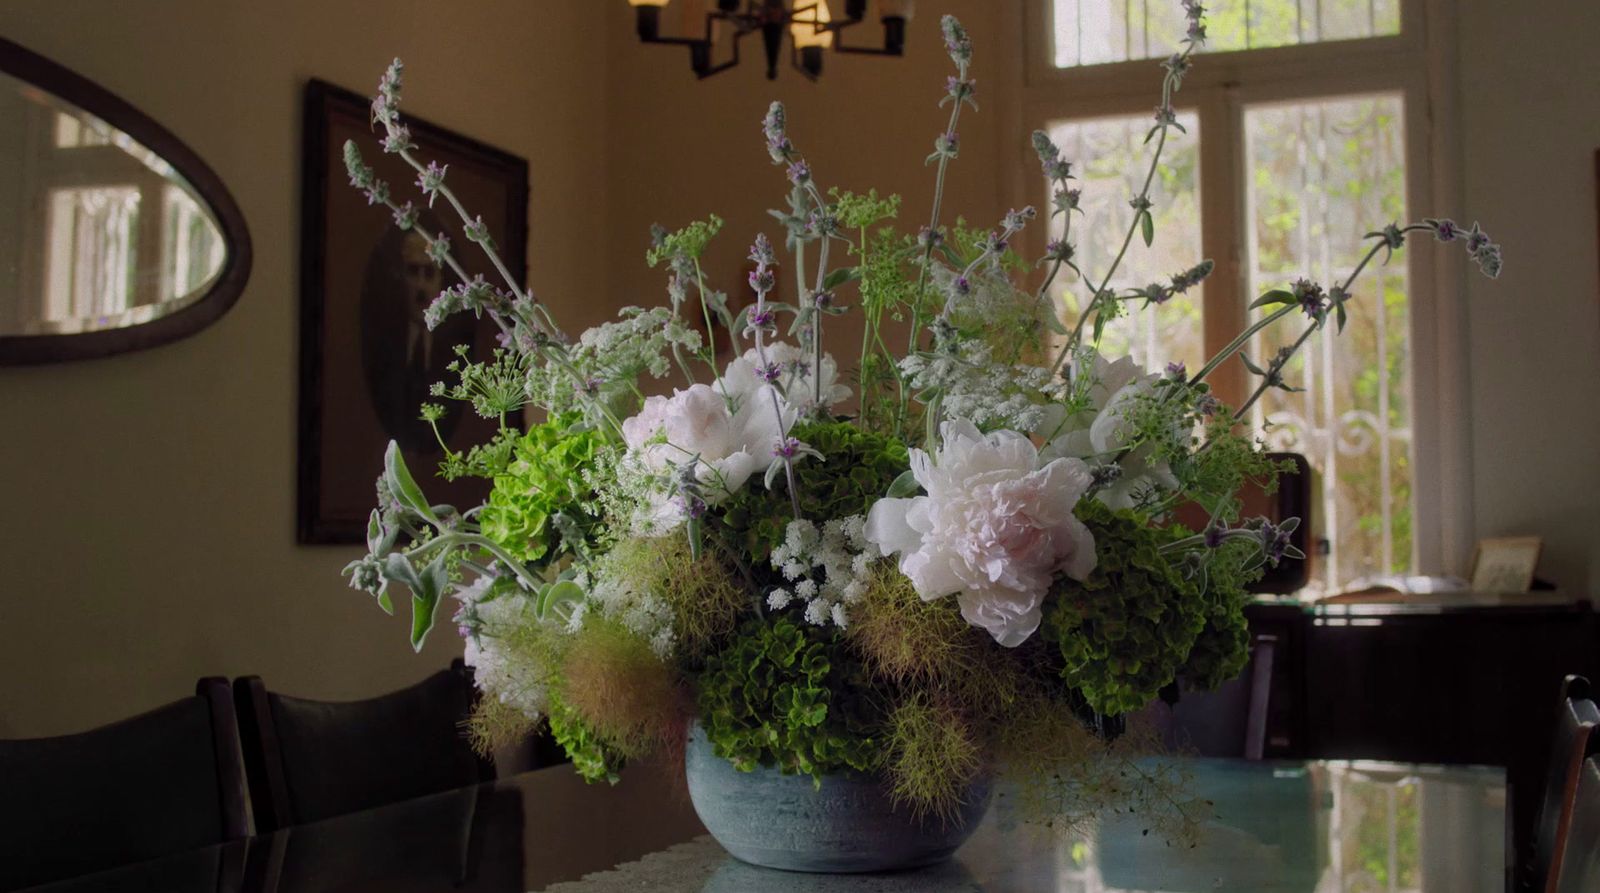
[864,420,1097,647]
[722,341,852,417]
[620,382,789,530]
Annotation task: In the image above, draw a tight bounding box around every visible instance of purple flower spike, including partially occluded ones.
[940,15,973,66]
[416,161,448,207]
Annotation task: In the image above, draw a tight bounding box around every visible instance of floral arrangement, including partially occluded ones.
[342,4,1499,828]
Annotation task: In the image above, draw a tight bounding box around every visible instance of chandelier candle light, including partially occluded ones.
[342,2,1500,874]
[627,0,914,80]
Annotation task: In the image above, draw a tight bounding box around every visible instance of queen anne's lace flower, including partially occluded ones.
[865,420,1096,647]
[455,579,549,719]
[899,342,1056,433]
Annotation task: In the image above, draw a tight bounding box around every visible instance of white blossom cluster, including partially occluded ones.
[454,577,550,720]
[527,306,702,419]
[899,342,1059,433]
[766,516,874,629]
[570,568,677,659]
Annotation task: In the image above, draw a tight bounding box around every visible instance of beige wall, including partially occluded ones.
[1457,0,1600,593]
[1,0,1597,738]
[602,0,1011,359]
[0,0,608,737]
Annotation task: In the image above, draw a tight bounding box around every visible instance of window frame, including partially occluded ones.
[1001,0,1471,582]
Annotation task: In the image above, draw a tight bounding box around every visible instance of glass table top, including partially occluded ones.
[20,757,1506,893]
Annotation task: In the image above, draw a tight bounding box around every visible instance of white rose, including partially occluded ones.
[621,383,789,530]
[864,420,1097,647]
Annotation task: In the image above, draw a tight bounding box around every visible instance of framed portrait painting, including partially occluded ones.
[298,79,528,543]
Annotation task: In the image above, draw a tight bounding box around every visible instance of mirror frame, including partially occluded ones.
[0,36,252,364]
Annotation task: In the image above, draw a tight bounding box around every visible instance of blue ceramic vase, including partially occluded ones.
[684,723,993,873]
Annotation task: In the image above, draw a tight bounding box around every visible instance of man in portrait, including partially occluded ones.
[359,211,476,454]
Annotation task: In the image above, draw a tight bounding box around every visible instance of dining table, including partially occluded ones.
[18,756,1508,893]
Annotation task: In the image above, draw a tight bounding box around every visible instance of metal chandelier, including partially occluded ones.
[626,0,916,81]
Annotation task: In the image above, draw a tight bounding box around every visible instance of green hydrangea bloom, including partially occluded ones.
[1176,537,1260,692]
[546,695,627,784]
[479,415,603,566]
[1043,500,1208,716]
[697,618,884,780]
[723,420,908,557]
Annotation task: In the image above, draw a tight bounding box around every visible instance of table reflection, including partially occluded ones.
[15,759,1504,893]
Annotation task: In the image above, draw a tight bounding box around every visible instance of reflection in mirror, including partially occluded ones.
[0,37,248,364]
[0,69,226,336]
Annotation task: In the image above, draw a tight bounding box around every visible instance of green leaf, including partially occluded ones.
[1140,210,1154,247]
[885,469,920,498]
[408,553,451,651]
[365,510,384,554]
[409,593,438,651]
[384,442,439,524]
[1335,302,1348,334]
[383,552,423,594]
[375,588,394,615]
[1240,353,1265,376]
[536,579,585,621]
[1042,308,1068,335]
[1249,289,1296,310]
[822,266,861,292]
[686,518,704,561]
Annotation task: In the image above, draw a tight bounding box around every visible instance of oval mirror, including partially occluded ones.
[0,38,250,364]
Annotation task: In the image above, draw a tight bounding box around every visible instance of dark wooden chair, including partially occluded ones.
[0,678,248,891]
[234,660,492,833]
[1556,755,1600,893]
[1141,633,1278,759]
[1528,675,1600,892]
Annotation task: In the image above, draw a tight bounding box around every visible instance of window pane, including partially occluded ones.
[1044,112,1205,375]
[1244,94,1409,594]
[1050,0,1400,68]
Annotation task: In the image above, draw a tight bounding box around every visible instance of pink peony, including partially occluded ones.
[865,420,1096,647]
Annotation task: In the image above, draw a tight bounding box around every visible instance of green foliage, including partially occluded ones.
[478,415,604,566]
[645,214,724,266]
[697,618,885,780]
[885,695,982,821]
[1043,500,1206,716]
[438,426,520,481]
[1170,413,1288,522]
[830,188,901,231]
[431,345,533,421]
[547,695,628,784]
[559,614,687,759]
[724,420,909,557]
[1176,537,1261,692]
[593,536,747,662]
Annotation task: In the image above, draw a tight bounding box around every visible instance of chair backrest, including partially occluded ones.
[1142,633,1278,759]
[234,660,490,832]
[1555,755,1600,893]
[1533,675,1600,893]
[0,678,248,891]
